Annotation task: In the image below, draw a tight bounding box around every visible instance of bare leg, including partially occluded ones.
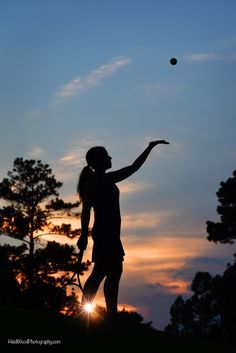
[103,260,123,316]
[82,262,106,305]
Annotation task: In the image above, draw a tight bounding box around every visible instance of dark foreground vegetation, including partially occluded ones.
[1,305,235,353]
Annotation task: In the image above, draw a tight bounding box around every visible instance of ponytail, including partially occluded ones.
[77,146,107,201]
[77,166,93,201]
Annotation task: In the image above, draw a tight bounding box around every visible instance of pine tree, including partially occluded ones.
[207,169,236,244]
[0,157,88,314]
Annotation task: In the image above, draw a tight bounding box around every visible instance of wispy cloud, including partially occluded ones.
[184,51,236,63]
[184,53,220,62]
[53,56,131,105]
[26,145,45,158]
[122,211,167,232]
[119,180,154,194]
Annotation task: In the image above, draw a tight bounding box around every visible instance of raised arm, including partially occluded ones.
[107,140,169,183]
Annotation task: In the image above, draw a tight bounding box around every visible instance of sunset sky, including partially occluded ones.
[0,0,236,329]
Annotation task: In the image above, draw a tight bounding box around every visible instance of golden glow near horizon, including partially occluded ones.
[22,225,232,299]
[122,234,225,292]
[62,230,232,319]
[2,210,231,326]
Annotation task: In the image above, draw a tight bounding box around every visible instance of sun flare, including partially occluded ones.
[84,303,94,313]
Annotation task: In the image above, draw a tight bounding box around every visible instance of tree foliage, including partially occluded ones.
[166,170,236,339]
[0,158,80,242]
[207,169,236,244]
[0,244,26,306]
[0,157,89,314]
[166,257,236,339]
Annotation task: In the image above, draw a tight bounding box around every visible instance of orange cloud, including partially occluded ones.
[122,212,165,230]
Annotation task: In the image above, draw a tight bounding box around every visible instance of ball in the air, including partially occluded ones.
[170,57,177,65]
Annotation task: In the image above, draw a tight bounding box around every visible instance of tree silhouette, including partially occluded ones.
[206,169,236,244]
[166,169,236,340]
[0,157,89,313]
[165,295,190,335]
[166,272,222,336]
[166,258,236,339]
[24,241,90,315]
[0,244,26,306]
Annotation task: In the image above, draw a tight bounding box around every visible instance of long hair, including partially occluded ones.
[77,165,93,200]
[77,146,107,201]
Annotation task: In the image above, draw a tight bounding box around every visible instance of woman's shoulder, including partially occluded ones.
[84,173,99,189]
[85,174,114,192]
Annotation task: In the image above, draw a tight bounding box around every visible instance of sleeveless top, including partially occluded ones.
[91,176,125,262]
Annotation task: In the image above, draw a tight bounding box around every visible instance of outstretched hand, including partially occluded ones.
[149,140,170,149]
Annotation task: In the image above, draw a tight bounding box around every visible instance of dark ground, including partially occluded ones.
[1,306,236,353]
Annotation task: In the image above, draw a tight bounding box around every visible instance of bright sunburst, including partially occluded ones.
[83,303,94,313]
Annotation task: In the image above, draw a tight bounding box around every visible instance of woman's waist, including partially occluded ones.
[92,221,121,236]
[93,214,121,226]
[92,222,121,233]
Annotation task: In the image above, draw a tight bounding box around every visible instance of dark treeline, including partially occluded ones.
[166,169,236,343]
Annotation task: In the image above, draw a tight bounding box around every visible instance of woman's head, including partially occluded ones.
[86,146,112,171]
[77,146,112,200]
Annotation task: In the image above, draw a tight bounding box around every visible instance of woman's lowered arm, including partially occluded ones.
[76,202,91,250]
[76,177,96,250]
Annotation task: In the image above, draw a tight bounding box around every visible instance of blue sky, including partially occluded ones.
[0,0,236,329]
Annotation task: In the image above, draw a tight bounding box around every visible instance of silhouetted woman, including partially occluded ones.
[77,140,169,318]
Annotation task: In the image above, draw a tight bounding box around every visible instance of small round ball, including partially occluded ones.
[170,57,177,65]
